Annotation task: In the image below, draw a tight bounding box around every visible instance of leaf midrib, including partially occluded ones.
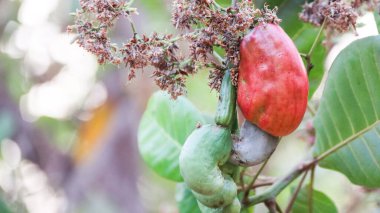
[317,119,380,161]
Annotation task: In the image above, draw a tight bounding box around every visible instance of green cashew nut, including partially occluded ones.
[215,70,237,128]
[193,176,236,208]
[179,124,232,195]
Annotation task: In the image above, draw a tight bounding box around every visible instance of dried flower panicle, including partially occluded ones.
[80,0,131,26]
[351,0,379,12]
[120,33,196,99]
[68,0,194,98]
[300,0,358,32]
[69,0,281,98]
[256,4,282,24]
[172,0,280,89]
[68,0,135,64]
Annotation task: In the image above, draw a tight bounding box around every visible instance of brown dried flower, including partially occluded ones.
[300,0,358,32]
[351,0,379,11]
[172,0,274,89]
[69,0,280,98]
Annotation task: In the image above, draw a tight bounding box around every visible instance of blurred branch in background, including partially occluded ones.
[0,67,144,212]
[0,0,150,211]
[66,71,144,213]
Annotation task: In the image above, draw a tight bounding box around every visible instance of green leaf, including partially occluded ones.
[293,185,337,213]
[138,91,206,182]
[255,0,326,98]
[0,200,12,213]
[215,0,230,8]
[176,183,201,213]
[313,36,380,187]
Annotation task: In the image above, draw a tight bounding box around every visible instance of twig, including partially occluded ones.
[308,18,326,57]
[301,18,326,74]
[243,160,315,208]
[237,180,275,191]
[253,181,275,188]
[128,17,137,38]
[243,120,379,208]
[265,199,278,213]
[240,168,247,192]
[243,156,271,203]
[284,171,309,213]
[308,165,316,213]
[276,202,283,213]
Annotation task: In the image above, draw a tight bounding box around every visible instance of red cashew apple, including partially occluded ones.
[237,23,309,136]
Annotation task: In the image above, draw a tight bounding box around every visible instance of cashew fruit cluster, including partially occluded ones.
[179,71,240,212]
[237,23,309,137]
[179,23,308,211]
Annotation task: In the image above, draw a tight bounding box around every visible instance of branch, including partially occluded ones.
[308,18,326,57]
[308,165,316,213]
[265,199,278,213]
[284,171,309,213]
[243,120,379,208]
[243,160,315,208]
[238,180,275,191]
[301,18,326,74]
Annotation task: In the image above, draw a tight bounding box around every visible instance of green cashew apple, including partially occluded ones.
[237,23,309,136]
[179,124,232,195]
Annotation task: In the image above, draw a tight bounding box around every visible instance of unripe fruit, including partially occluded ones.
[179,125,232,195]
[197,197,241,213]
[193,176,236,208]
[237,23,308,136]
[215,70,237,128]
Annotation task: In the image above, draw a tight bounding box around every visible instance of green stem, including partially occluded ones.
[308,18,326,57]
[301,19,326,74]
[243,161,313,208]
[240,168,247,192]
[265,199,278,213]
